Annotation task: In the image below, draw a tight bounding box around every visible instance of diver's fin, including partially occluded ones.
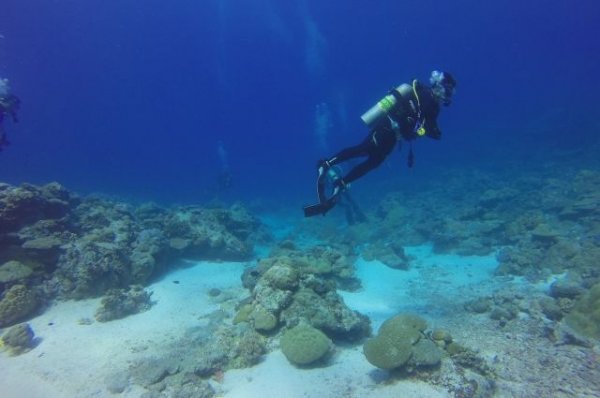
[305,160,343,218]
[317,166,327,203]
[303,200,335,218]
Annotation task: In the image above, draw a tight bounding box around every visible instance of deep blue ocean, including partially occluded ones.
[1,0,599,207]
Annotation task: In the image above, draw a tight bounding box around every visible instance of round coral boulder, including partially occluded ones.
[280,324,332,366]
[363,333,413,370]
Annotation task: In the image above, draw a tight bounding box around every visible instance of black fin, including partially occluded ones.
[303,201,335,218]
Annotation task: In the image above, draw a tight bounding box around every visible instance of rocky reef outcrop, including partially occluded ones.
[0,322,36,355]
[0,182,266,327]
[233,243,371,367]
[94,285,154,322]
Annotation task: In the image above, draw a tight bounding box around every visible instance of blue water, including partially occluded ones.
[1,0,599,206]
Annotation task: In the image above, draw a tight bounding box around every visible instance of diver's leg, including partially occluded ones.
[320,133,373,169]
[341,155,385,184]
[326,143,368,165]
[341,128,397,184]
[315,137,371,202]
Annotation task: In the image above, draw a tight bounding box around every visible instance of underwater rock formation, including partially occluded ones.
[563,282,600,340]
[0,182,78,301]
[257,243,360,291]
[239,246,370,342]
[94,285,154,322]
[0,183,260,298]
[279,287,371,340]
[0,260,33,284]
[305,167,599,286]
[232,244,370,367]
[0,181,265,330]
[161,204,258,261]
[361,240,411,270]
[0,322,35,355]
[0,182,77,235]
[0,284,38,328]
[363,313,440,370]
[127,311,265,395]
[280,323,333,366]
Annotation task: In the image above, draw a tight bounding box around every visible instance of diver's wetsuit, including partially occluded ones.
[325,80,442,185]
[327,127,397,184]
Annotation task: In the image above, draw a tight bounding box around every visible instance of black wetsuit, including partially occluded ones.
[326,80,442,184]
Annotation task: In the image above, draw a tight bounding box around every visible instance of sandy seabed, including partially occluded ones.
[1,246,598,398]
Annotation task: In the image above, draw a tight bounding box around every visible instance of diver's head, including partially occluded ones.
[429,70,456,106]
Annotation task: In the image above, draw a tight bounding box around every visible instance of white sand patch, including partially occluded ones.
[0,261,246,398]
[220,348,449,398]
[341,245,498,330]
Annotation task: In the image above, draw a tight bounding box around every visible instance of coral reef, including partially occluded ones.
[362,313,440,371]
[95,285,154,322]
[1,158,598,395]
[248,305,278,332]
[161,205,257,261]
[0,182,264,302]
[0,284,38,328]
[256,243,360,291]
[279,287,370,340]
[0,260,33,284]
[445,342,495,377]
[361,241,411,270]
[563,282,600,340]
[296,167,600,288]
[280,323,333,366]
[1,322,35,355]
[0,182,77,235]
[464,289,524,327]
[239,246,370,342]
[0,183,77,299]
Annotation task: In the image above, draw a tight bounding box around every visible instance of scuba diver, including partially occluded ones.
[303,70,456,217]
[0,78,20,152]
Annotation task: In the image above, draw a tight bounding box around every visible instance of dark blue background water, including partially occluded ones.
[1,0,599,207]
